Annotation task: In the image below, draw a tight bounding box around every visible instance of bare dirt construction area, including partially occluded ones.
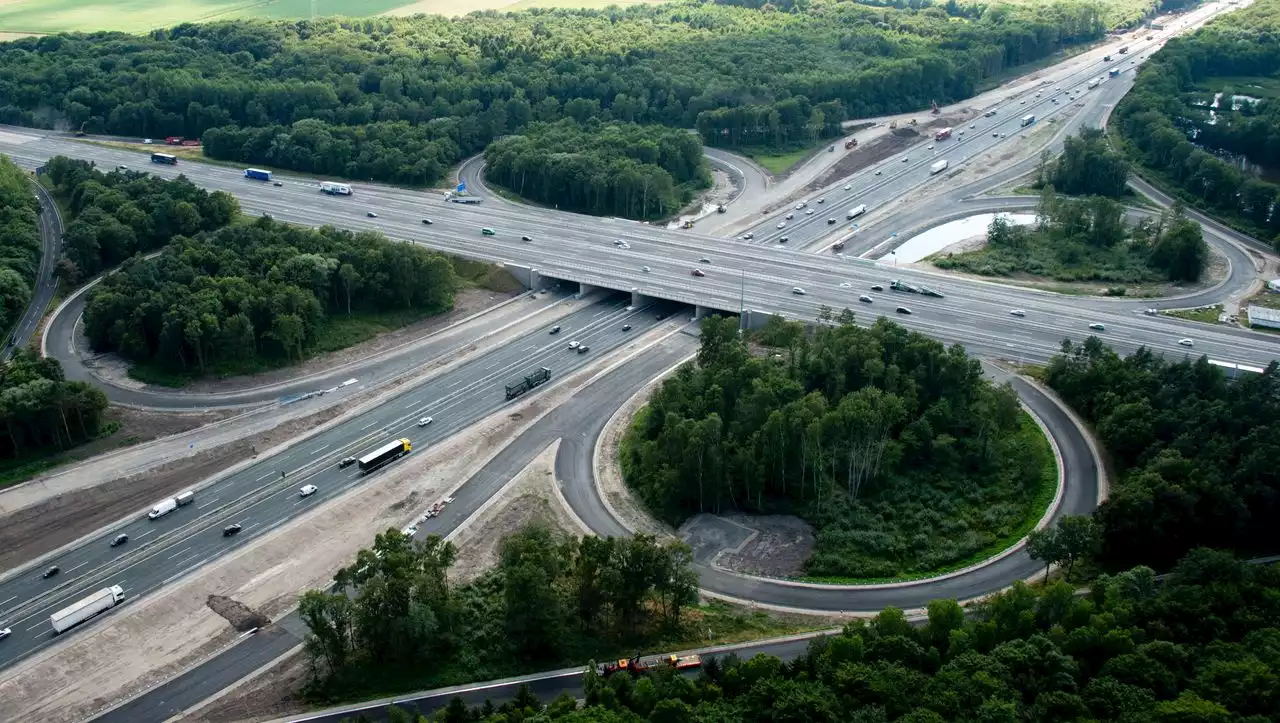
[449,440,589,583]
[711,514,816,579]
[0,404,345,574]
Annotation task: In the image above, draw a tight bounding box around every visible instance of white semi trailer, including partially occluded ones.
[50,585,126,634]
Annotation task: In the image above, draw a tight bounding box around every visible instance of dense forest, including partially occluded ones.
[622,314,1053,579]
[1037,128,1131,198]
[0,157,40,338]
[42,156,239,283]
[0,349,109,464]
[484,120,709,221]
[82,215,457,378]
[935,186,1208,284]
[1045,338,1280,572]
[359,549,1280,723]
[0,1,1111,184]
[302,525,700,700]
[1113,0,1280,249]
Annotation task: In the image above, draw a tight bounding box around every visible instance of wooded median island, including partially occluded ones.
[41,157,477,385]
[0,1,1113,189]
[621,314,1056,581]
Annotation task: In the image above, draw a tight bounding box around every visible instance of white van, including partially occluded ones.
[175,490,195,506]
[148,498,177,520]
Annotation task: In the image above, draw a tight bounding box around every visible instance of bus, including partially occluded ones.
[150,152,178,165]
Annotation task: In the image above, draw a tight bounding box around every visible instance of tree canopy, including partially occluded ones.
[0,1,1110,184]
[1114,0,1280,249]
[0,157,41,338]
[1045,337,1280,572]
[369,548,1280,723]
[622,313,1053,579]
[303,525,697,701]
[1038,128,1131,198]
[484,119,709,221]
[0,349,108,463]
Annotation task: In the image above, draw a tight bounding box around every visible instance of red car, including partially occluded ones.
[692,268,706,277]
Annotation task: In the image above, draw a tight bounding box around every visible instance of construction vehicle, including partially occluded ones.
[890,279,919,293]
[505,367,552,400]
[597,653,702,677]
[681,220,694,229]
[75,121,87,137]
[889,120,898,129]
[1118,46,1129,54]
[844,138,858,149]
[832,240,846,251]
[930,100,940,115]
[934,127,952,141]
[717,205,726,214]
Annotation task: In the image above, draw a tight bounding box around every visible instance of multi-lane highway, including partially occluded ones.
[0,297,674,669]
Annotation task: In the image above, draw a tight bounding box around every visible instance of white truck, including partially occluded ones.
[929,160,949,175]
[320,181,352,196]
[50,585,125,634]
[148,490,193,520]
[1020,114,1036,127]
[1087,77,1101,89]
[846,204,867,220]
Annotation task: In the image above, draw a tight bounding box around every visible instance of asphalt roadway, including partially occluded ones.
[0,296,676,671]
[3,180,62,361]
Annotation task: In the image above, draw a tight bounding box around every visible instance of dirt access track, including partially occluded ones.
[0,320,684,723]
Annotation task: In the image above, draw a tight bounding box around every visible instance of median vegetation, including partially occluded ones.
[301,524,803,703]
[933,189,1210,287]
[0,157,42,338]
[0,2,1114,185]
[1114,0,1280,251]
[483,120,709,221]
[621,314,1055,581]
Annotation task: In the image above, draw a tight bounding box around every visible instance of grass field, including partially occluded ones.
[0,0,665,34]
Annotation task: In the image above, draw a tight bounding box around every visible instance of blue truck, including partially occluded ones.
[244,168,272,181]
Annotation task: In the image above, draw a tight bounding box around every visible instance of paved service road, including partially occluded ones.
[4,180,62,361]
[0,297,676,671]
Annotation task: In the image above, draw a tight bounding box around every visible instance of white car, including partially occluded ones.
[0,627,10,641]
[401,525,418,537]
[777,221,787,229]
[844,184,852,190]
[1178,338,1194,347]
[418,416,433,427]
[641,265,650,273]
[927,144,934,150]
[969,124,976,129]
[568,340,580,349]
[839,282,852,288]
[1010,309,1027,317]
[875,169,882,175]
[859,295,873,303]
[795,202,806,210]
[742,232,754,240]
[792,287,806,295]
[1089,323,1105,331]
[786,212,794,219]
[805,209,815,215]
[299,484,318,498]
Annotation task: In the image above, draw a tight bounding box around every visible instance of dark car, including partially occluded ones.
[622,324,632,331]
[223,524,243,537]
[339,456,356,468]
[871,284,884,291]
[421,218,433,225]
[272,181,283,187]
[549,326,561,335]
[896,306,912,315]
[577,345,590,354]
[42,566,60,579]
[366,211,378,218]
[110,533,129,547]
[827,218,837,225]
[521,235,533,242]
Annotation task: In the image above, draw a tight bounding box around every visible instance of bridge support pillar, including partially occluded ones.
[577,282,595,299]
[743,309,783,331]
[630,289,648,309]
[502,264,542,291]
[694,305,711,320]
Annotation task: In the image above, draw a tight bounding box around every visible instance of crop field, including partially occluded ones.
[0,0,668,34]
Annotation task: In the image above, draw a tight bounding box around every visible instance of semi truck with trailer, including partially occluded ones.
[929,160,949,175]
[598,653,702,677]
[50,585,125,634]
[505,367,551,400]
[934,127,952,141]
[357,438,412,474]
[846,204,867,220]
[320,182,353,196]
[244,168,272,181]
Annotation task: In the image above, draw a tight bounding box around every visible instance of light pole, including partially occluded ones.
[738,268,746,333]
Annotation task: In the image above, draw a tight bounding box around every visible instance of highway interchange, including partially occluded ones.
[0,1,1276,718]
